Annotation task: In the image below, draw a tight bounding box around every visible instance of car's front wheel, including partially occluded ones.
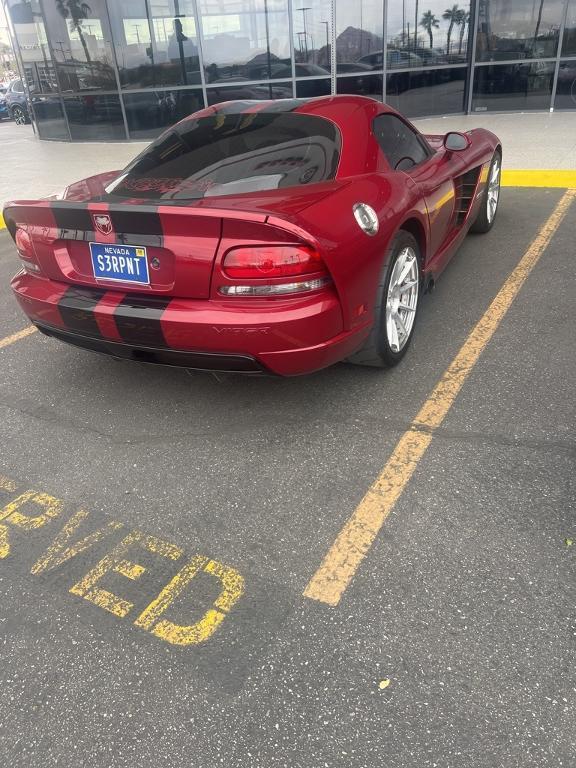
[11,105,30,125]
[470,151,501,233]
[347,230,421,368]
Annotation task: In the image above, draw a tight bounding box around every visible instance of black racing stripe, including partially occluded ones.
[263,98,311,112]
[114,295,172,348]
[52,205,93,240]
[51,204,163,247]
[109,209,163,248]
[210,98,309,114]
[58,286,106,338]
[211,100,261,114]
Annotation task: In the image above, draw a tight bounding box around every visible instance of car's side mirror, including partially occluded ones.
[443,131,470,151]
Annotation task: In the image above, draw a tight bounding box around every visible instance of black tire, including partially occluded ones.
[11,105,30,125]
[347,230,421,368]
[470,150,501,234]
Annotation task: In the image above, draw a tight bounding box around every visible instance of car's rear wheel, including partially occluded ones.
[347,231,421,368]
[470,151,501,233]
[11,105,30,125]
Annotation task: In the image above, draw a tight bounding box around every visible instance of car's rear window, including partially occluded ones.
[106,112,341,201]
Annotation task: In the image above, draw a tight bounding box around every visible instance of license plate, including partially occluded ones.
[89,242,150,285]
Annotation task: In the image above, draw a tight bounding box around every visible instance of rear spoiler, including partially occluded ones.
[2,199,317,247]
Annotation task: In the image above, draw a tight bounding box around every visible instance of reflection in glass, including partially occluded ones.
[206,81,293,105]
[5,0,70,138]
[554,61,576,110]
[63,94,126,139]
[335,0,383,68]
[337,73,383,98]
[386,0,471,68]
[386,66,466,116]
[5,0,60,94]
[31,95,70,139]
[199,0,291,83]
[562,0,576,56]
[42,0,116,91]
[476,0,564,62]
[292,0,332,72]
[295,78,331,97]
[124,88,204,139]
[108,1,202,89]
[472,62,554,111]
[9,0,574,140]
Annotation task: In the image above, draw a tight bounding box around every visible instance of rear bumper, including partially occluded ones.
[12,272,370,376]
[35,323,265,373]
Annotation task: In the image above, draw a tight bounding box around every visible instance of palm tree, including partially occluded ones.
[442,4,460,56]
[420,10,440,49]
[457,10,470,55]
[55,0,92,63]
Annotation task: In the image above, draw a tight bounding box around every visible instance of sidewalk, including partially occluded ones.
[0,111,575,209]
[0,122,144,207]
[414,111,576,171]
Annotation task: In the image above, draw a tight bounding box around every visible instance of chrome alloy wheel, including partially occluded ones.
[487,156,500,224]
[385,246,419,353]
[12,106,27,125]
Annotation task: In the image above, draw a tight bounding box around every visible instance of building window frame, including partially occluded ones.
[4,0,576,140]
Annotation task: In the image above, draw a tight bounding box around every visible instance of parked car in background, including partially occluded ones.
[336,62,374,74]
[0,86,9,120]
[416,48,446,66]
[358,49,424,70]
[206,78,294,103]
[5,79,31,125]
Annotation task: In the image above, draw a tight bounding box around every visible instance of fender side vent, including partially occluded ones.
[454,166,482,227]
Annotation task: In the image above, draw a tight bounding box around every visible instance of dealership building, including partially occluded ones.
[2,0,576,142]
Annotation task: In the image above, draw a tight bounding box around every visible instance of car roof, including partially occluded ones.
[201,94,393,116]
[189,95,399,137]
[181,95,412,177]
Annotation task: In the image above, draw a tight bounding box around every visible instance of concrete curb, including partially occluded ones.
[1,170,575,232]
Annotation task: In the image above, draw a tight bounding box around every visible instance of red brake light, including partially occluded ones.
[15,227,35,260]
[222,245,326,279]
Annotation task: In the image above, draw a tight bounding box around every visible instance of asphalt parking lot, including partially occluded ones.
[0,187,575,767]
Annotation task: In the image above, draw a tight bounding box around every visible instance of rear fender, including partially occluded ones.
[209,217,327,299]
[271,172,427,330]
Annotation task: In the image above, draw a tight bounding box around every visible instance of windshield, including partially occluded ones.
[106,112,341,201]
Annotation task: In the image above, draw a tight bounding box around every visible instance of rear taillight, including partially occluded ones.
[220,278,331,297]
[14,227,41,274]
[219,244,330,297]
[222,245,326,279]
[15,227,35,259]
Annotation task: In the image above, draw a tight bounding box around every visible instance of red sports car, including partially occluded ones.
[4,95,501,376]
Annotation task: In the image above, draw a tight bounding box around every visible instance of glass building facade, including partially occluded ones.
[3,0,576,141]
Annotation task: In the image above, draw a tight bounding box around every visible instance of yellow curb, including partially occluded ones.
[0,212,5,230]
[501,169,576,188]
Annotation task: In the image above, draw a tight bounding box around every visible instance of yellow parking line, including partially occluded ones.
[501,170,576,188]
[304,188,576,607]
[0,213,5,230]
[0,326,37,349]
